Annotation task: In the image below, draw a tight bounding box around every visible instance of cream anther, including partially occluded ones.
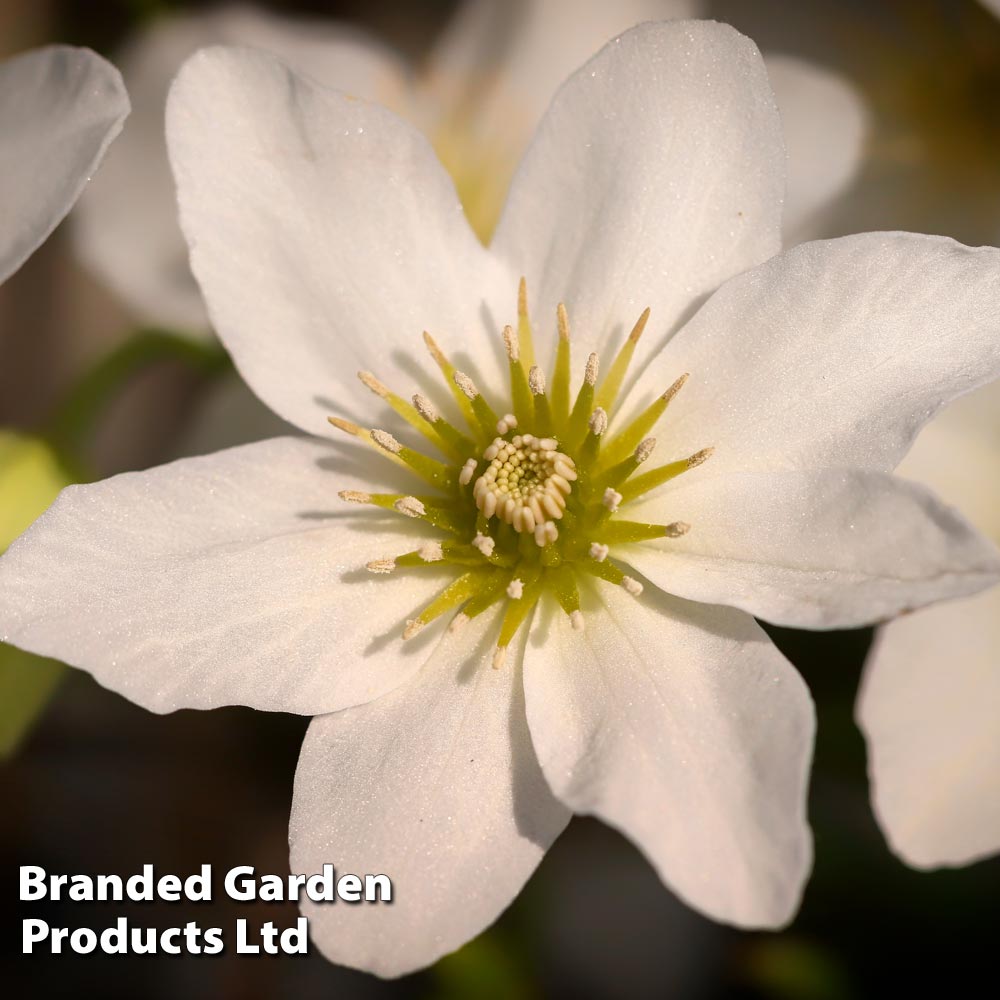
[412,393,439,423]
[339,490,371,504]
[366,559,395,574]
[507,578,524,599]
[458,458,477,486]
[589,407,608,436]
[570,610,585,631]
[533,520,558,547]
[371,429,401,454]
[492,646,508,670]
[419,541,444,562]
[453,371,479,400]
[557,303,570,341]
[472,533,496,557]
[603,487,623,512]
[403,619,425,640]
[502,325,520,362]
[585,353,600,386]
[358,370,389,397]
[663,372,689,404]
[496,413,517,434]
[688,446,714,468]
[394,496,426,518]
[665,521,690,538]
[635,438,656,463]
[528,366,546,395]
[448,612,469,634]
[622,576,644,597]
[589,542,609,562]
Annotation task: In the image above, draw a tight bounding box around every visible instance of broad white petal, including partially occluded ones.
[168,45,512,436]
[858,585,1000,867]
[766,55,867,243]
[0,437,457,715]
[980,0,1000,18]
[290,611,570,978]
[523,584,814,928]
[636,233,1000,473]
[74,5,408,334]
[619,467,1000,629]
[0,46,128,285]
[491,20,784,369]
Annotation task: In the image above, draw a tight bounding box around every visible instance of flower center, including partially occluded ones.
[474,435,576,538]
[329,279,712,668]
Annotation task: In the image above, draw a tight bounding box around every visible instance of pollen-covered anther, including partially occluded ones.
[358,370,389,398]
[371,429,401,454]
[366,558,396,574]
[570,610,585,632]
[502,325,520,362]
[472,533,496,557]
[665,521,691,538]
[453,371,479,400]
[459,458,477,486]
[589,542,609,562]
[528,366,546,395]
[589,407,608,436]
[506,578,524,599]
[635,437,656,463]
[496,413,517,434]
[418,541,444,562]
[603,487,623,512]
[492,646,508,670]
[688,446,715,469]
[585,352,600,386]
[338,489,371,504]
[473,434,576,532]
[402,619,425,640]
[621,576,644,597]
[448,612,469,634]
[533,520,558,547]
[412,393,439,423]
[393,496,426,518]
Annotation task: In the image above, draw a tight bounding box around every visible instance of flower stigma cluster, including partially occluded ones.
[332,280,712,669]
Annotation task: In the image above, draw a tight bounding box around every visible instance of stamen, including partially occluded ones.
[367,559,396,574]
[528,366,546,395]
[412,392,476,459]
[358,371,389,397]
[454,370,501,438]
[570,610,585,631]
[600,372,688,466]
[528,365,553,434]
[371,427,455,489]
[394,496,426,518]
[589,407,608,436]
[339,490,371,504]
[403,619,425,639]
[589,542,609,562]
[622,446,714,501]
[492,646,507,670]
[423,330,478,430]
[371,429,401,454]
[635,437,656,463]
[665,521,690,537]
[621,576,644,597]
[603,487,623,512]
[419,541,444,562]
[517,276,537,370]
[459,458,478,486]
[551,303,573,425]
[448,613,469,634]
[503,324,534,428]
[472,533,496,557]
[506,578,524,599]
[503,326,520,363]
[496,413,517,434]
[567,353,600,450]
[595,307,650,414]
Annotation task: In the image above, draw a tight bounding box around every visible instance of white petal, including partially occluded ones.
[0,437,457,715]
[491,20,784,369]
[523,584,814,928]
[766,55,868,244]
[637,233,1000,473]
[980,0,1000,18]
[167,45,511,436]
[620,467,1000,629]
[858,585,1000,867]
[73,6,408,334]
[290,612,570,978]
[0,46,128,285]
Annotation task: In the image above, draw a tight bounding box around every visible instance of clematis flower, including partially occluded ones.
[2,21,1000,977]
[72,0,863,337]
[857,381,1000,869]
[0,45,128,286]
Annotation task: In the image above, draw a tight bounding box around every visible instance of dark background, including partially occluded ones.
[2,2,998,997]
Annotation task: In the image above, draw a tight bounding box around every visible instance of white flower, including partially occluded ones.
[0,45,128,286]
[857,381,1000,868]
[72,0,864,335]
[2,21,999,977]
